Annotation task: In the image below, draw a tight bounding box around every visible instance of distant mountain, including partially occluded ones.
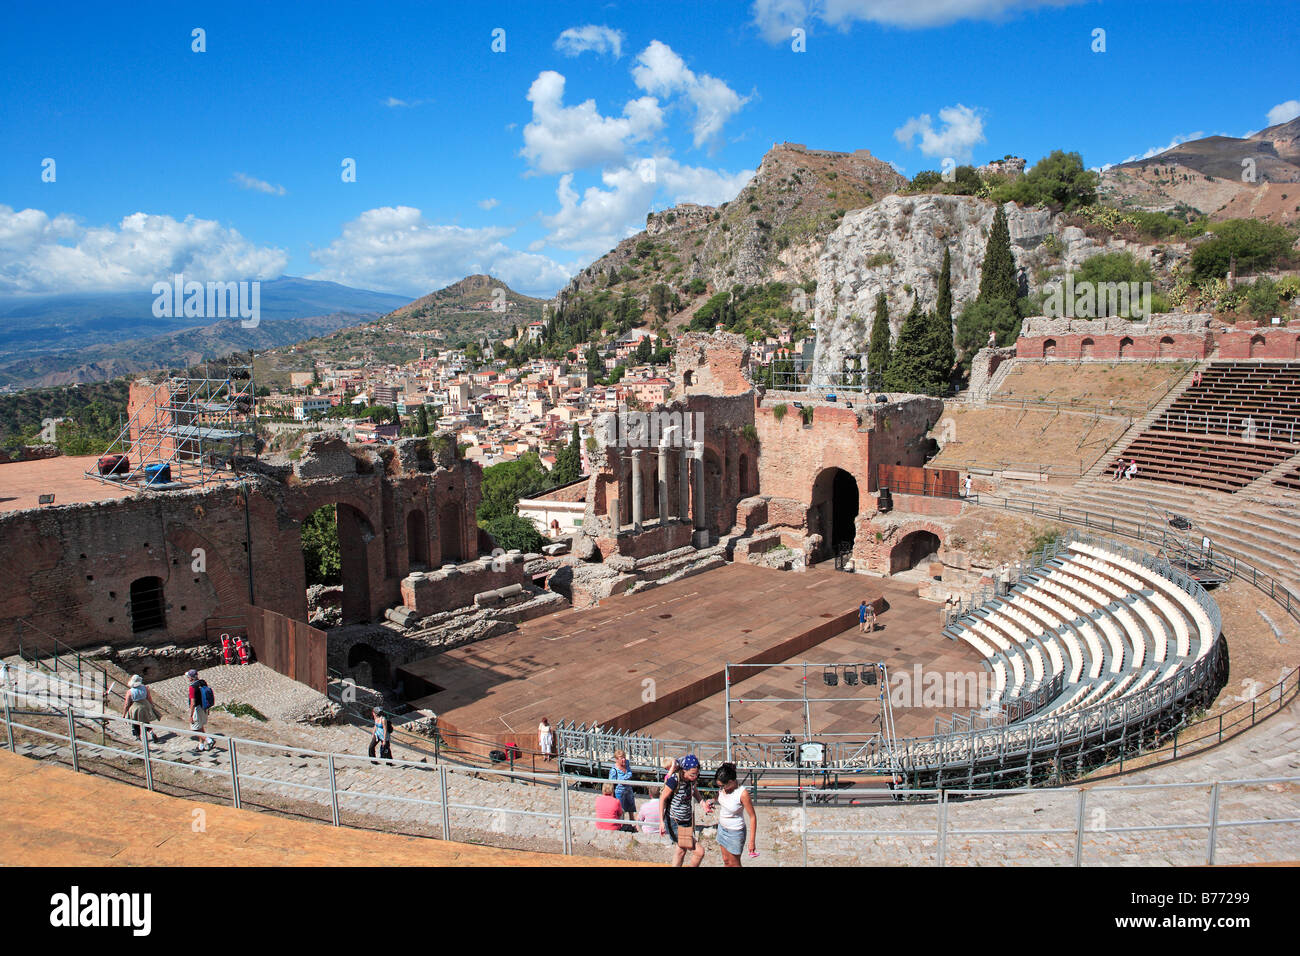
[0,311,388,390]
[0,276,410,361]
[253,275,547,381]
[561,142,907,309]
[1100,118,1300,225]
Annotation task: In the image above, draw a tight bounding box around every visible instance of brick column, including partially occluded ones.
[678,445,690,521]
[657,442,671,526]
[692,441,706,533]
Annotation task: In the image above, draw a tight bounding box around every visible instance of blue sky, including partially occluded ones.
[1,0,1296,299]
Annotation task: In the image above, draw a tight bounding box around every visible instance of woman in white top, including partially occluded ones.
[537,717,555,760]
[713,762,757,866]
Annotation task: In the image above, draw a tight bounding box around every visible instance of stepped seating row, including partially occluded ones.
[945,541,1216,725]
[1274,463,1300,492]
[1116,362,1300,492]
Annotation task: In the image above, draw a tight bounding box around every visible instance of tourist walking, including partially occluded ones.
[369,706,393,763]
[538,716,556,760]
[610,749,637,820]
[865,601,876,634]
[122,675,159,743]
[714,763,758,867]
[858,600,869,633]
[660,754,713,866]
[186,669,215,752]
[963,474,972,498]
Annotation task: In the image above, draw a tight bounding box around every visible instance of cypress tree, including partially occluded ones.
[976,204,1018,309]
[867,291,892,391]
[936,246,953,327]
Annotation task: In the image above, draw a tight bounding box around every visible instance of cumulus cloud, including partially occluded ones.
[1266,99,1300,127]
[308,206,571,297]
[752,0,1080,42]
[0,205,287,295]
[541,157,752,253]
[520,70,663,175]
[631,41,749,150]
[477,198,500,210]
[893,104,986,161]
[555,25,625,58]
[233,172,286,196]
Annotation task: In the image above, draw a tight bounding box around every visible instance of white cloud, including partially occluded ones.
[308,206,571,297]
[631,41,748,150]
[520,70,663,175]
[1119,131,1204,165]
[478,198,500,210]
[0,205,287,295]
[893,104,986,161]
[1266,99,1300,127]
[383,96,430,108]
[541,157,752,253]
[555,25,626,58]
[752,0,1080,42]
[233,172,286,196]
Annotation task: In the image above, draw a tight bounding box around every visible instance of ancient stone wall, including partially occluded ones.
[0,434,482,655]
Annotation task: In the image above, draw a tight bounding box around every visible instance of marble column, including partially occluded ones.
[658,442,671,527]
[631,449,644,533]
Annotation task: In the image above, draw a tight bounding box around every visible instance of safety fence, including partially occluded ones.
[3,665,1297,865]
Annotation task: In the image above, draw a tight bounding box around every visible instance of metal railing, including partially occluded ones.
[3,664,1296,865]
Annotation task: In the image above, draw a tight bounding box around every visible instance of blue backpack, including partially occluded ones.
[196,681,215,710]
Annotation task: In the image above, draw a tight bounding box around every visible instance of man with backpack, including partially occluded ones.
[186,669,216,752]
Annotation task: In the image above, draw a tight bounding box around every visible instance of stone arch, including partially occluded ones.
[1119,336,1135,358]
[1158,335,1175,358]
[702,446,725,534]
[299,502,375,625]
[811,466,860,560]
[1080,337,1095,358]
[683,370,694,388]
[167,526,242,612]
[128,576,167,634]
[889,526,944,574]
[437,499,465,563]
[1042,338,1057,358]
[406,509,429,568]
[1250,333,1267,358]
[347,641,391,687]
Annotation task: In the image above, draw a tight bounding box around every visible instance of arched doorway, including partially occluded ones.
[407,509,429,569]
[811,467,859,559]
[129,576,166,633]
[438,499,464,563]
[890,530,941,573]
[347,642,391,687]
[1250,334,1266,358]
[1158,335,1175,357]
[1043,339,1057,358]
[1119,336,1134,358]
[301,503,374,625]
[1080,337,1095,358]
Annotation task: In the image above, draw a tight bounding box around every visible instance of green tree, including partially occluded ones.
[992,150,1098,211]
[484,513,547,553]
[884,298,948,395]
[867,291,892,390]
[635,334,654,364]
[301,507,341,587]
[977,204,1019,309]
[936,247,953,328]
[958,203,1024,361]
[1191,219,1297,280]
[477,453,551,524]
[551,423,582,486]
[414,405,430,436]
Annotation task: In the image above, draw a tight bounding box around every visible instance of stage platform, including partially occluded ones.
[403,563,981,750]
[0,455,134,512]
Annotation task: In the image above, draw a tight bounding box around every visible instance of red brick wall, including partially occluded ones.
[1016,333,1210,361]
[1216,326,1300,359]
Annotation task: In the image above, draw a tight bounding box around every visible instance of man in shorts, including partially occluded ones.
[186,669,215,752]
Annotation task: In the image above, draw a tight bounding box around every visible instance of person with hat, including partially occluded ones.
[659,754,713,866]
[186,669,215,752]
[122,675,160,743]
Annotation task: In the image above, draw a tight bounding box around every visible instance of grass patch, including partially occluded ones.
[212,702,268,722]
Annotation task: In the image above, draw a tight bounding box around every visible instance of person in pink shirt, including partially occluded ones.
[595,782,625,831]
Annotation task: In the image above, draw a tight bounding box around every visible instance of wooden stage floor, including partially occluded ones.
[404,564,982,745]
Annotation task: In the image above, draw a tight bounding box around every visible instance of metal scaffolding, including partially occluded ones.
[85,357,258,491]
